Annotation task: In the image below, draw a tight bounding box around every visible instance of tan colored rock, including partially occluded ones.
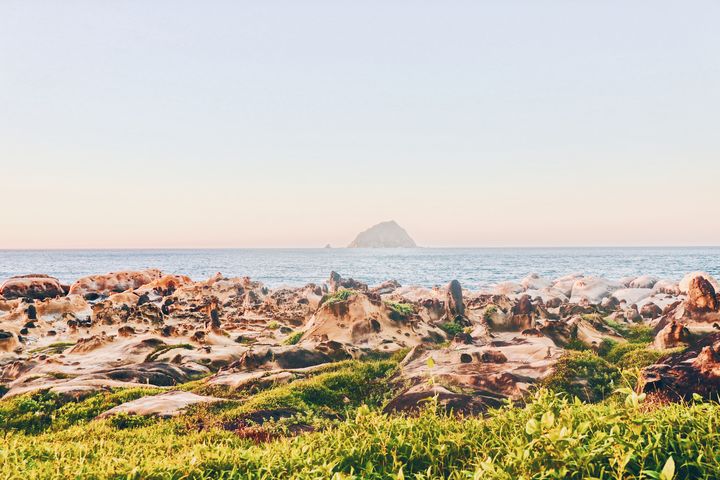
[386,332,562,413]
[301,292,443,352]
[653,320,689,350]
[679,272,719,294]
[0,274,64,300]
[686,276,718,314]
[134,274,192,296]
[69,269,164,297]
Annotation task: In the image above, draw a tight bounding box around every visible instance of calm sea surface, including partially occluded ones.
[0,248,718,290]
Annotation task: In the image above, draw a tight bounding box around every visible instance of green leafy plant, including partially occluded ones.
[283,331,304,345]
[438,321,464,337]
[384,301,414,318]
[543,350,621,402]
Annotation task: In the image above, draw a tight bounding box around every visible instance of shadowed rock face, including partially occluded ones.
[654,320,689,349]
[0,275,64,300]
[641,332,720,401]
[347,220,417,248]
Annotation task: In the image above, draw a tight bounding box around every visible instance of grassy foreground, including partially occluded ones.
[2,390,719,479]
[1,342,719,479]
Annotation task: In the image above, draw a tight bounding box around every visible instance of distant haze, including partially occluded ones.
[1,1,719,249]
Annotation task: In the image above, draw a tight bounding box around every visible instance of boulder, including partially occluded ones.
[653,320,689,350]
[570,277,622,304]
[653,279,681,295]
[551,273,584,298]
[679,272,719,294]
[686,276,718,314]
[520,273,551,291]
[0,330,17,352]
[629,275,658,289]
[612,288,653,306]
[640,302,663,319]
[301,291,442,352]
[0,274,64,300]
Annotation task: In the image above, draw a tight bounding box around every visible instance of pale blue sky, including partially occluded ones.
[1,1,719,248]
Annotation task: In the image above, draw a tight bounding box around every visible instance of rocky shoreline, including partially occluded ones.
[1,269,720,417]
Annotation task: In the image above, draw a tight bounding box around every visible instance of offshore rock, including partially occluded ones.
[347,220,417,248]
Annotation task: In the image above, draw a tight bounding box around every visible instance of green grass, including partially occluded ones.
[28,342,75,355]
[283,331,304,345]
[604,319,655,344]
[384,301,414,318]
[208,359,398,424]
[1,347,717,479]
[321,289,355,306]
[483,305,498,322]
[0,387,162,434]
[2,389,720,479]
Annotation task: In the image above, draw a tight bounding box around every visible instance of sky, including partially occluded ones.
[1,1,719,248]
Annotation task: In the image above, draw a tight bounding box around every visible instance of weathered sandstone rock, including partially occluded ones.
[69,269,164,297]
[653,320,689,350]
[686,276,718,314]
[0,274,64,300]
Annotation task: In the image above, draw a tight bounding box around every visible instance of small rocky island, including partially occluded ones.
[348,220,417,248]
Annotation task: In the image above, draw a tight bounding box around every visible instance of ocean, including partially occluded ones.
[0,247,718,290]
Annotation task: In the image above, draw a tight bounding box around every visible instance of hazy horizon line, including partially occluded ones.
[1,245,718,251]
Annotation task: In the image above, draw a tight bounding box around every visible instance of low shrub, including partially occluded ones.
[283,331,304,345]
[321,289,355,306]
[0,387,162,434]
[438,321,464,337]
[543,350,621,402]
